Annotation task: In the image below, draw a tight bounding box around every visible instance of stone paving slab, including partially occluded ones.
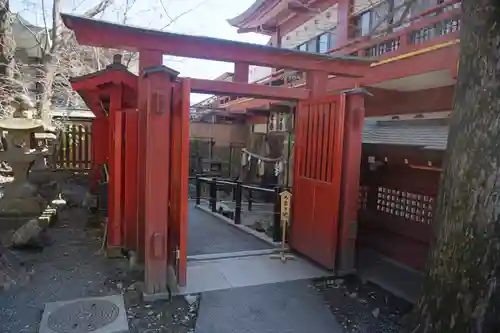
[176,254,331,295]
[195,280,343,333]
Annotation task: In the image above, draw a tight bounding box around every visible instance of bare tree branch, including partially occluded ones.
[8,0,199,124]
[49,0,61,53]
[159,0,208,30]
[41,0,51,51]
[367,0,418,36]
[15,13,45,53]
[83,0,114,18]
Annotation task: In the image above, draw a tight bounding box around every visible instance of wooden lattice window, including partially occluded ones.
[364,37,401,57]
[358,186,369,211]
[409,18,460,44]
[376,187,434,224]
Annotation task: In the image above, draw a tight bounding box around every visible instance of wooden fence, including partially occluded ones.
[53,123,92,170]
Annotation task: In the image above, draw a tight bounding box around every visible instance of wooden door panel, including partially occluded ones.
[290,95,345,270]
[310,183,339,267]
[290,180,315,254]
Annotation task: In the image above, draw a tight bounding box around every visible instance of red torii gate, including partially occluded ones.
[62,13,370,297]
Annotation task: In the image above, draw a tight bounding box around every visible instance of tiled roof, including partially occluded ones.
[51,109,95,119]
[362,118,449,150]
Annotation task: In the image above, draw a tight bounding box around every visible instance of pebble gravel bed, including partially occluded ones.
[313,276,413,333]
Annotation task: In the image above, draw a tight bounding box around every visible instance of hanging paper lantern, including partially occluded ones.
[268,112,277,132]
[274,160,284,176]
[241,152,247,166]
[258,160,265,176]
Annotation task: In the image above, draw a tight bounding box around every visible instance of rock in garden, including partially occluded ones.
[0,246,32,291]
[11,218,42,248]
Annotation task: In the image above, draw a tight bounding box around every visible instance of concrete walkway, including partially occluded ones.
[176,253,331,295]
[188,205,272,256]
[195,280,343,333]
[188,206,342,333]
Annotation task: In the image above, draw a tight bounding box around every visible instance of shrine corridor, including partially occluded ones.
[187,204,272,256]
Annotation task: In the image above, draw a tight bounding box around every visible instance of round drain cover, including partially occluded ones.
[47,299,119,333]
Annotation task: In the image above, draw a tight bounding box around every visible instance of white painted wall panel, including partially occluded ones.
[249,65,273,83]
[281,4,338,49]
[252,124,268,134]
[353,0,384,14]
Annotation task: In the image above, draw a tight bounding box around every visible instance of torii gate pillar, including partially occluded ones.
[140,63,181,295]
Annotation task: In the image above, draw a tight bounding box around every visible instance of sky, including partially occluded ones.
[12,0,269,103]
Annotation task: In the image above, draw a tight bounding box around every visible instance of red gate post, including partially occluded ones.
[123,108,139,251]
[337,90,366,275]
[107,85,125,254]
[167,78,190,288]
[137,50,163,263]
[142,65,180,296]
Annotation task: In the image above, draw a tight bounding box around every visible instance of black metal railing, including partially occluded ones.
[193,175,288,242]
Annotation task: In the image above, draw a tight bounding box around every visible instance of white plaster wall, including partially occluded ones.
[352,0,384,14]
[13,22,45,59]
[280,3,338,49]
[248,65,272,83]
[252,124,268,134]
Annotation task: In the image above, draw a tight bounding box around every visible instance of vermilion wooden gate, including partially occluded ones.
[62,13,370,296]
[290,94,346,269]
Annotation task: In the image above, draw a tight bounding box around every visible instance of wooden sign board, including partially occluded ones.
[279,190,292,223]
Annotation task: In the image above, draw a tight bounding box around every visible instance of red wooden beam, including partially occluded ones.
[365,86,454,117]
[328,41,459,92]
[225,43,458,114]
[61,14,371,77]
[70,70,137,92]
[190,78,310,100]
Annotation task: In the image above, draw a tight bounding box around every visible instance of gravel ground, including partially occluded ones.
[0,179,199,333]
[313,276,413,333]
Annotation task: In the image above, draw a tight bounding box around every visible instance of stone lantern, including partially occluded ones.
[0,96,55,216]
[29,132,58,185]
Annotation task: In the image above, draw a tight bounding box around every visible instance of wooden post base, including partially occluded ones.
[105,246,124,259]
[270,250,296,263]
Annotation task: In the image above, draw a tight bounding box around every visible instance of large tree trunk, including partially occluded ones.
[0,0,17,116]
[415,1,500,332]
[0,0,13,77]
[36,54,56,122]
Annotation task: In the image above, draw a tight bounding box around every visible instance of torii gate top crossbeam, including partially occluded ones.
[61,14,371,77]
